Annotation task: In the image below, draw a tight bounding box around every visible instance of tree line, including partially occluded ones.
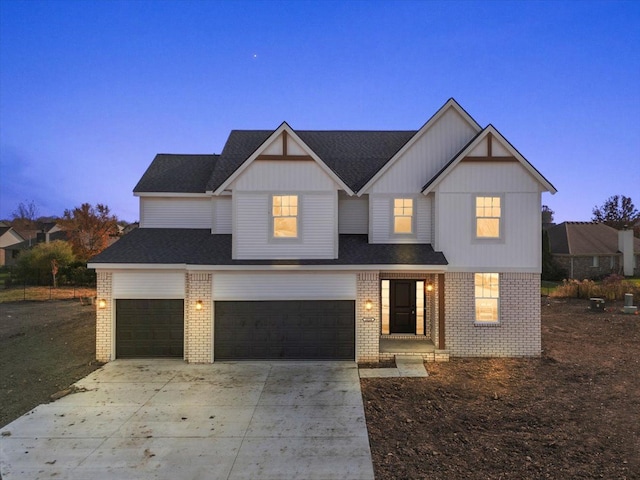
[5,201,125,287]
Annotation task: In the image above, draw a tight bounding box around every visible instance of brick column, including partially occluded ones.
[96,271,113,363]
[185,272,213,363]
[356,271,380,363]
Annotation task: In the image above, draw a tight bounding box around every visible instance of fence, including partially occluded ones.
[0,265,96,302]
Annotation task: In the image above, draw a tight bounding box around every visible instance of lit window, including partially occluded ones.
[475,273,499,322]
[393,198,413,234]
[272,195,298,237]
[476,196,501,238]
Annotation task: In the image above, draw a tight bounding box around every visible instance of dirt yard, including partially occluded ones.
[0,300,100,427]
[363,298,640,480]
[1,298,639,479]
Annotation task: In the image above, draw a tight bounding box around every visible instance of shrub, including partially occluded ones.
[550,274,640,301]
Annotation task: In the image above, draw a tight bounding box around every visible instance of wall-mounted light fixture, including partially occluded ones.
[195,300,203,311]
[425,283,434,293]
[98,298,107,309]
[365,299,373,311]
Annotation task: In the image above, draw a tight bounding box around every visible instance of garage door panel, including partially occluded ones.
[214,300,355,360]
[116,299,184,358]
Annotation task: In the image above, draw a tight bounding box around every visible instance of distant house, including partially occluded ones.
[0,227,25,266]
[3,223,68,264]
[547,222,640,279]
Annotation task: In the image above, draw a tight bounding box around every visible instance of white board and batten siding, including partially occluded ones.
[435,162,543,271]
[368,108,478,194]
[234,192,336,259]
[140,197,212,229]
[112,271,185,298]
[214,273,356,300]
[338,192,368,234]
[369,195,432,244]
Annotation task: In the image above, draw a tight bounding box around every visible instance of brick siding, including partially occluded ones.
[356,272,380,363]
[95,271,113,363]
[445,272,541,357]
[185,272,212,363]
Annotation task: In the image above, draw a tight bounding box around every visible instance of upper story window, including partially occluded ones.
[476,196,501,238]
[272,195,298,237]
[393,198,414,234]
[475,273,499,323]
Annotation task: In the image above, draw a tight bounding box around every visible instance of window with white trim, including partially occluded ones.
[476,196,501,238]
[393,198,414,234]
[474,273,499,323]
[272,195,298,237]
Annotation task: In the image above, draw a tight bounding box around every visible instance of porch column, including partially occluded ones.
[96,271,113,363]
[437,273,445,350]
[356,272,380,363]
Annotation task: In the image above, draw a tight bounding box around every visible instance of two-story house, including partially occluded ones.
[89,99,556,364]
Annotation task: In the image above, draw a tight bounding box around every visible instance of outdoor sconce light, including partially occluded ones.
[97,299,107,309]
[365,299,373,311]
[195,300,203,311]
[425,283,434,293]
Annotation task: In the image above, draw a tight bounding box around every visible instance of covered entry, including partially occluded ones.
[214,300,355,360]
[115,299,184,358]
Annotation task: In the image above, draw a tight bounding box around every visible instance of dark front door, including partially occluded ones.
[390,280,416,334]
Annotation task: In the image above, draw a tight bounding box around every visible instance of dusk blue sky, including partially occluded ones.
[1,0,638,223]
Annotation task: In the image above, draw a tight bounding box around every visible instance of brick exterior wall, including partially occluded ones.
[356,272,380,363]
[96,271,113,363]
[185,272,213,363]
[445,272,541,357]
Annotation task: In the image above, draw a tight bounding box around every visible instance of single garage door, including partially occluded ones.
[215,300,355,360]
[116,299,184,358]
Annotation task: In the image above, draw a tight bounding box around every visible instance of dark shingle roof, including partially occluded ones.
[134,154,219,193]
[205,129,416,193]
[295,130,416,192]
[548,222,640,255]
[90,229,447,266]
[206,131,273,192]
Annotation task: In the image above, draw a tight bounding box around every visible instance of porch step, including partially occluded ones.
[394,355,425,364]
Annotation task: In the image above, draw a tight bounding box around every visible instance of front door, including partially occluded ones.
[390,280,416,334]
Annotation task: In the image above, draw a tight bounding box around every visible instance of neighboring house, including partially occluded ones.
[547,222,640,279]
[4,223,68,262]
[0,227,26,266]
[88,98,556,364]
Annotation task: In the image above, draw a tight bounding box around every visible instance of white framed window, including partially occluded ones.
[475,196,501,238]
[474,273,499,323]
[393,198,414,234]
[272,195,298,238]
[592,256,599,268]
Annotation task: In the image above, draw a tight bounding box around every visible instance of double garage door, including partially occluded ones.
[113,272,356,360]
[214,300,355,360]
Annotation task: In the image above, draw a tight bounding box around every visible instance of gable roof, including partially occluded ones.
[357,98,482,195]
[548,222,640,255]
[205,128,415,193]
[421,124,557,194]
[134,154,219,194]
[211,122,356,194]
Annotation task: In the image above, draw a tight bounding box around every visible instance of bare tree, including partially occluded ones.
[592,195,640,231]
[11,200,39,229]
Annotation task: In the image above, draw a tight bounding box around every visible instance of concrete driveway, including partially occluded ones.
[0,360,374,480]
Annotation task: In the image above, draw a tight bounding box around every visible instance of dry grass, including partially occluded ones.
[0,286,97,303]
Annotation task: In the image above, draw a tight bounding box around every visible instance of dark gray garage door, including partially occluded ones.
[214,300,355,360]
[116,299,184,358]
